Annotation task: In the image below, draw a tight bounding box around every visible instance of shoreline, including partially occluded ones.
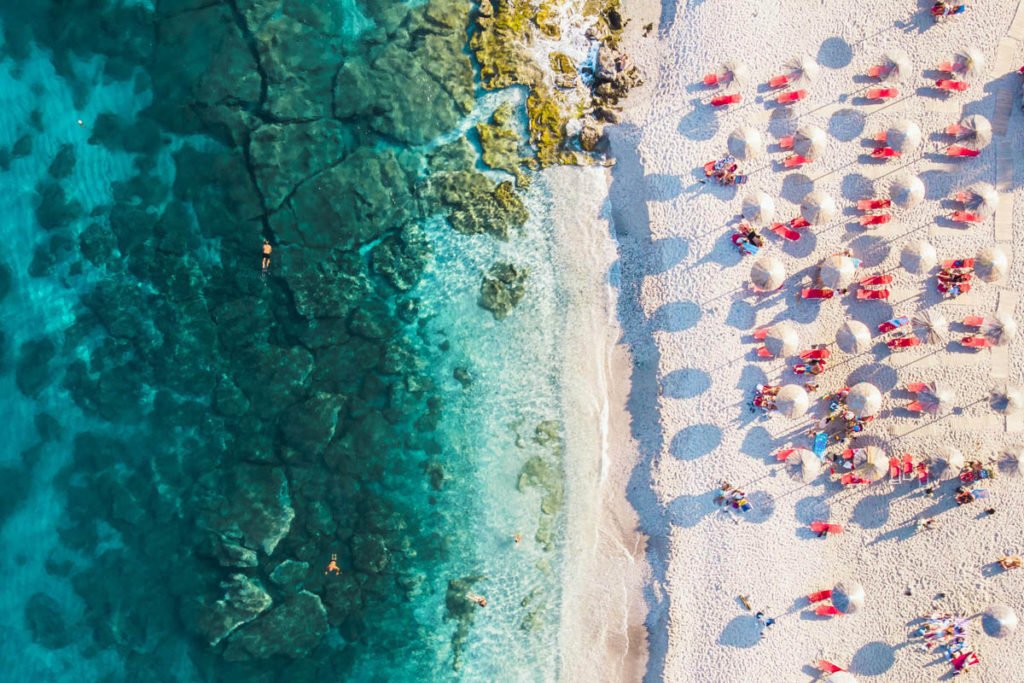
[548,162,649,681]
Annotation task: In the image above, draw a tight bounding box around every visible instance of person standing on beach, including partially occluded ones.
[755,610,775,638]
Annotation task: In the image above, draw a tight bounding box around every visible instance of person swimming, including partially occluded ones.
[325,553,341,575]
[261,239,272,273]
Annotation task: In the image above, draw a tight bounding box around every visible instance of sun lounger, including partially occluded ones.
[770,224,801,241]
[816,605,842,617]
[818,660,846,674]
[907,382,929,393]
[961,336,992,349]
[756,346,775,358]
[807,589,832,603]
[888,337,920,349]
[950,210,982,222]
[784,155,809,168]
[939,282,971,296]
[860,274,892,287]
[902,453,914,474]
[953,189,972,203]
[878,316,910,333]
[907,400,924,412]
[952,652,980,672]
[946,145,980,157]
[776,448,795,462]
[857,288,889,300]
[801,288,834,299]
[840,473,869,485]
[703,72,721,86]
[789,217,811,229]
[867,87,898,99]
[859,214,891,226]
[857,198,891,211]
[779,135,795,149]
[936,79,969,92]
[753,328,770,341]
[800,349,831,360]
[939,273,972,285]
[711,93,742,107]
[945,122,968,136]
[870,147,900,159]
[811,521,843,534]
[889,457,902,478]
[937,60,954,73]
[768,74,791,88]
[776,89,807,104]
[942,258,973,269]
[962,315,984,327]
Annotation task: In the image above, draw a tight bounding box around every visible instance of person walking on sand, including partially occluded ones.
[261,239,272,273]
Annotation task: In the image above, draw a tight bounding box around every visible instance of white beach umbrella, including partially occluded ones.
[890,174,925,209]
[801,190,837,225]
[965,182,999,218]
[955,48,986,80]
[830,674,858,683]
[880,49,911,83]
[991,383,1024,415]
[981,604,1018,638]
[750,256,786,291]
[728,126,764,161]
[764,322,800,358]
[887,120,922,153]
[742,191,776,224]
[787,448,821,482]
[793,124,827,160]
[958,114,993,149]
[837,320,871,353]
[719,59,751,89]
[900,240,936,274]
[786,54,820,84]
[832,581,865,614]
[919,381,955,415]
[847,382,882,418]
[776,384,810,419]
[937,444,965,470]
[982,311,1018,346]
[975,245,1009,283]
[912,310,949,344]
[858,446,889,481]
[820,254,856,290]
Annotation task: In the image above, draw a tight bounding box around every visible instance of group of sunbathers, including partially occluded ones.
[714,482,752,512]
[751,383,780,411]
[703,155,747,185]
[931,1,966,19]
[958,459,995,484]
[731,221,765,255]
[938,262,972,298]
[913,612,975,669]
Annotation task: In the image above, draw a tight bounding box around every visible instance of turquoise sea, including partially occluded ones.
[0,1,576,681]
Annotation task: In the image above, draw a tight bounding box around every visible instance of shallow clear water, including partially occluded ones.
[0,2,571,681]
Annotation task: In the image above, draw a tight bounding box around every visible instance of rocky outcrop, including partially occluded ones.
[191,574,273,646]
[479,262,529,319]
[24,593,72,650]
[197,466,296,557]
[223,591,328,661]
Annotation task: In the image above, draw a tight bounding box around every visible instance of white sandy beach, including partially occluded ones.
[568,0,1024,680]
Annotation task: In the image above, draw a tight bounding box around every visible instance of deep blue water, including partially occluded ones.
[0,2,568,681]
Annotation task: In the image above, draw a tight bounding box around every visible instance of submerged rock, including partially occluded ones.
[476,103,526,183]
[192,574,273,646]
[269,559,310,592]
[48,143,76,179]
[223,591,328,661]
[25,593,72,650]
[371,225,431,292]
[197,465,296,556]
[479,262,528,320]
[16,337,56,398]
[249,120,354,210]
[432,172,528,240]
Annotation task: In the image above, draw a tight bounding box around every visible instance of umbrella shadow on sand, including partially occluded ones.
[718,614,761,648]
[650,300,702,333]
[668,424,722,461]
[851,641,897,675]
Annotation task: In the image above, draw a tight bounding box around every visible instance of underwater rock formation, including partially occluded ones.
[222,591,328,661]
[479,262,529,319]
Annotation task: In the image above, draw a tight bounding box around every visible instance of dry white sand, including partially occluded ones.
[579,0,1024,680]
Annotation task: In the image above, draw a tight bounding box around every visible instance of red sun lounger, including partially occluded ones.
[860,274,892,287]
[784,155,810,168]
[840,473,869,485]
[818,660,846,674]
[753,327,770,341]
[936,79,969,92]
[961,336,993,349]
[867,87,898,99]
[889,457,902,478]
[942,258,974,269]
[950,210,982,222]
[952,652,980,672]
[770,224,801,241]
[857,288,890,300]
[937,60,955,73]
[756,346,777,358]
[776,448,796,462]
[859,213,891,226]
[703,72,721,86]
[858,198,891,211]
[907,400,925,412]
[711,93,742,107]
[870,147,900,159]
[888,337,920,349]
[879,316,910,333]
[800,349,831,360]
[810,522,844,534]
[768,73,791,88]
[801,288,835,299]
[903,453,914,474]
[866,64,888,79]
[807,589,832,603]
[962,315,984,327]
[945,122,969,136]
[779,135,795,149]
[789,217,811,229]
[946,145,980,157]
[907,382,930,393]
[777,89,807,104]
[816,605,842,617]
